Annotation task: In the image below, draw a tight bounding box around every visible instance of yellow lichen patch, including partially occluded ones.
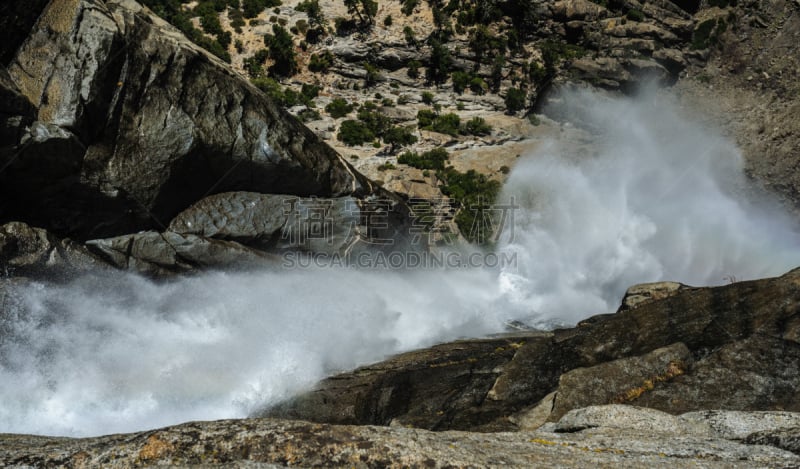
[509,341,525,349]
[529,438,558,446]
[40,0,82,34]
[137,433,175,462]
[592,447,625,455]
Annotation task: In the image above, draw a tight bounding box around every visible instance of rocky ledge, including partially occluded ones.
[260,267,800,432]
[2,405,799,468]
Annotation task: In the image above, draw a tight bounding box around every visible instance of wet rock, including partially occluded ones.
[86,230,274,276]
[0,221,104,278]
[618,281,689,311]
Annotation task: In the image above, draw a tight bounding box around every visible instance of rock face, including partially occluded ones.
[0,0,373,240]
[261,267,800,431]
[0,221,105,278]
[84,191,421,275]
[2,410,798,468]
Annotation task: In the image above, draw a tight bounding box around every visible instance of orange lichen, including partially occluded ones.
[137,433,175,462]
[613,360,686,404]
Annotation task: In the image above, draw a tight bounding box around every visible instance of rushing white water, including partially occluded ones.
[2,89,799,437]
[496,88,800,323]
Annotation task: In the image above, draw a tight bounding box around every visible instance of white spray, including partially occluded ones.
[2,89,799,436]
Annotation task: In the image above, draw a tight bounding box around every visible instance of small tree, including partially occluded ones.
[504,87,527,114]
[363,62,381,87]
[407,59,422,79]
[338,120,375,146]
[295,0,325,27]
[344,0,378,27]
[463,116,492,136]
[383,126,418,152]
[325,98,354,118]
[451,71,471,94]
[427,39,452,84]
[265,24,297,77]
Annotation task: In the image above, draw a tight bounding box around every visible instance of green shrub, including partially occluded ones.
[416,109,437,128]
[243,48,269,78]
[301,83,320,102]
[431,112,461,136]
[325,98,354,118]
[437,167,502,244]
[421,91,435,105]
[451,71,471,94]
[626,9,644,21]
[242,0,282,18]
[297,108,321,122]
[357,104,392,136]
[407,59,422,79]
[308,50,334,72]
[403,26,417,45]
[462,116,492,136]
[296,0,324,27]
[398,147,449,170]
[469,77,487,95]
[377,162,396,171]
[427,39,452,83]
[338,120,375,145]
[692,19,718,50]
[384,15,393,26]
[383,126,418,150]
[363,62,381,87]
[401,0,419,15]
[504,87,527,113]
[264,24,296,76]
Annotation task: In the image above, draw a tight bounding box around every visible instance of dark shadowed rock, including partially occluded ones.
[86,231,276,277]
[745,427,800,455]
[547,342,692,422]
[168,191,423,256]
[0,0,50,65]
[0,0,373,240]
[0,221,105,278]
[632,335,800,414]
[261,267,800,431]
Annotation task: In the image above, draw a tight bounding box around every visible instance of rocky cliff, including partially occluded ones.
[0,0,375,241]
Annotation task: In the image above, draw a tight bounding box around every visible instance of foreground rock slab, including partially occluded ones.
[1,413,798,468]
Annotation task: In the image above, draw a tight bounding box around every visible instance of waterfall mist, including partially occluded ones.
[2,88,799,436]
[497,88,800,323]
